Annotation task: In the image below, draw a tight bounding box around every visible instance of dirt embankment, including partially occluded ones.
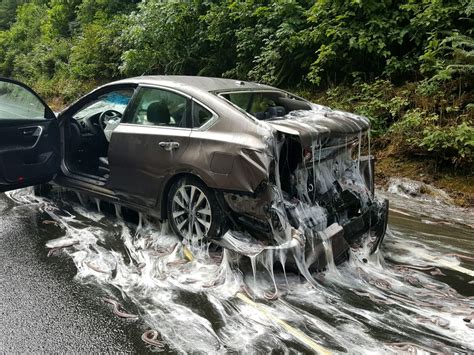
[375,155,474,208]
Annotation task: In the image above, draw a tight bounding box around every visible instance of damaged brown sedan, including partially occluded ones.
[0,76,388,269]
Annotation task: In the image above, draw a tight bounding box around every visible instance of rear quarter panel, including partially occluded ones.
[184,92,275,193]
[188,124,272,192]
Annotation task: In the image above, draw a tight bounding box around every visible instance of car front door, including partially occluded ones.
[0,78,59,192]
[107,85,191,208]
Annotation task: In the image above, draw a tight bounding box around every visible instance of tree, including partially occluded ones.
[0,0,28,30]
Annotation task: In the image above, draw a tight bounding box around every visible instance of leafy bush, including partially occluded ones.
[307,80,410,136]
[421,123,474,165]
[388,108,473,166]
[0,0,472,168]
[70,15,126,79]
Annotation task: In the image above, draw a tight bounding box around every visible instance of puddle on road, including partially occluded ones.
[4,187,473,354]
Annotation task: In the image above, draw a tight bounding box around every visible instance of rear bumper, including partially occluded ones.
[222,187,389,270]
[294,198,388,271]
[285,197,388,269]
[341,198,389,254]
[222,150,388,259]
[225,191,389,250]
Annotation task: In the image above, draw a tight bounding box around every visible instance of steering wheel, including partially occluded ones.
[99,109,122,131]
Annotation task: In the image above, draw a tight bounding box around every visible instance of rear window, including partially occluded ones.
[192,101,213,128]
[219,91,311,120]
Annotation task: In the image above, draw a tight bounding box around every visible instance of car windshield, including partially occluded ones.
[74,90,133,120]
[219,90,312,120]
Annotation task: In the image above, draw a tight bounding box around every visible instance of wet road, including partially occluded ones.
[0,192,149,353]
[0,95,38,119]
[0,188,473,353]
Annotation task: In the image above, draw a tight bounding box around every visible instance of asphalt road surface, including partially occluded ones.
[0,193,149,353]
[1,188,473,353]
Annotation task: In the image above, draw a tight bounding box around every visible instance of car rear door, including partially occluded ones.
[0,78,60,192]
[107,85,191,207]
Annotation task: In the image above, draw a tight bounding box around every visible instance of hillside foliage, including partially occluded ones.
[0,0,472,168]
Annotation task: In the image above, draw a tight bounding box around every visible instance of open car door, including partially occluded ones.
[0,78,60,192]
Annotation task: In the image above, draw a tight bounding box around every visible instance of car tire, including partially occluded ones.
[167,176,227,242]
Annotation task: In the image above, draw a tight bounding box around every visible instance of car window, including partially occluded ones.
[127,87,189,128]
[192,101,213,128]
[221,91,311,120]
[73,88,134,120]
[227,93,252,111]
[0,81,47,119]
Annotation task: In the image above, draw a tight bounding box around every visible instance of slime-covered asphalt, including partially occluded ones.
[0,188,473,353]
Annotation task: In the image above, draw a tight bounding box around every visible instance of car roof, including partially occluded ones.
[111,75,277,93]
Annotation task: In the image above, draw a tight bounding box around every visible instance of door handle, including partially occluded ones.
[159,141,180,151]
[20,127,41,136]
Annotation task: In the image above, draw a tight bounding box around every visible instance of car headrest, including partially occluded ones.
[277,97,312,112]
[265,106,286,118]
[147,101,170,125]
[254,112,265,120]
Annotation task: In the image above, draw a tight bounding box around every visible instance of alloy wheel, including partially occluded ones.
[171,184,212,241]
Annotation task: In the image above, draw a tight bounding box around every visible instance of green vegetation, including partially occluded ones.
[0,0,472,173]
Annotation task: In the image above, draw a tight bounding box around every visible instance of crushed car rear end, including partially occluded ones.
[217,96,388,270]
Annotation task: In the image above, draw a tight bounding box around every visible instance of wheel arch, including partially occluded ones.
[159,172,209,220]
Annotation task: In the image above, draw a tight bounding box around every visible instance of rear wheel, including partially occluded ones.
[167,177,226,242]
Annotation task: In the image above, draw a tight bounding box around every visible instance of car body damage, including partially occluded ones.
[268,105,370,144]
[219,107,388,268]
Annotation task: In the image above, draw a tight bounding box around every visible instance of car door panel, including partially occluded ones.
[106,85,193,210]
[0,120,59,181]
[0,78,59,192]
[0,122,60,190]
[107,124,191,207]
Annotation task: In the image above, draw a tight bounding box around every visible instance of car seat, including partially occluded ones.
[147,101,171,125]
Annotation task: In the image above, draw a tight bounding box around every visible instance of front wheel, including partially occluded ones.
[167,177,227,242]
